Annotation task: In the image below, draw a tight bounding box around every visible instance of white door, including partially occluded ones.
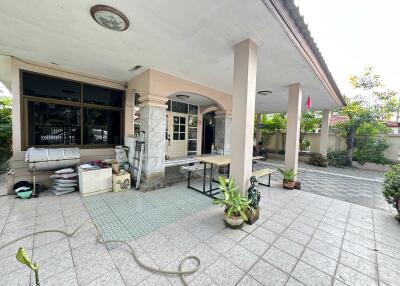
[165,114,170,159]
[167,112,188,158]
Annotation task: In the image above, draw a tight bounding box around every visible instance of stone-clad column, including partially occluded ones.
[284,83,302,180]
[139,94,167,191]
[124,88,135,137]
[319,109,330,157]
[214,110,232,155]
[255,114,262,144]
[231,39,258,195]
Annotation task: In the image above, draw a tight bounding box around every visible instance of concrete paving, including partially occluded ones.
[0,180,399,285]
[255,159,392,213]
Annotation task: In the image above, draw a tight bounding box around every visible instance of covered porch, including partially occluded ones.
[1,1,400,286]
[0,0,344,194]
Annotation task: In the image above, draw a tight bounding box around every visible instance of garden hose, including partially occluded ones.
[0,220,200,286]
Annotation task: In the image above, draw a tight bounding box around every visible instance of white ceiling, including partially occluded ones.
[0,0,340,113]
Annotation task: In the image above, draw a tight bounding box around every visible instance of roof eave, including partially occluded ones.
[261,0,346,107]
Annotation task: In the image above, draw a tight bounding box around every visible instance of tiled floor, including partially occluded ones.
[255,160,391,212]
[83,184,213,249]
[1,180,400,286]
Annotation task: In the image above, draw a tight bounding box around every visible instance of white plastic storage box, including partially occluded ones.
[78,167,112,197]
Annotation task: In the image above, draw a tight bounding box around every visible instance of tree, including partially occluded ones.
[261,113,287,150]
[0,96,12,165]
[336,67,398,166]
[300,112,321,152]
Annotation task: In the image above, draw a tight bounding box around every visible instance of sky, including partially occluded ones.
[0,82,10,97]
[294,0,400,97]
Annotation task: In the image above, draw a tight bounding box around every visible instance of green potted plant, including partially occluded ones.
[383,163,400,221]
[213,176,251,228]
[278,168,296,189]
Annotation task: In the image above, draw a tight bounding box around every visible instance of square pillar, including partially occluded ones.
[319,109,330,157]
[231,39,258,195]
[255,114,262,144]
[124,89,135,137]
[139,94,167,191]
[284,83,302,179]
[214,110,232,155]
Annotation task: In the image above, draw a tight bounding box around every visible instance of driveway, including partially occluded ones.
[255,160,392,213]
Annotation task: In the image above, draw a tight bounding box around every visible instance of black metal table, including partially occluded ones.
[186,155,261,198]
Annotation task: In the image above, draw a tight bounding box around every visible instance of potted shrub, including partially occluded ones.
[309,153,328,167]
[213,176,251,228]
[383,163,400,221]
[278,168,296,189]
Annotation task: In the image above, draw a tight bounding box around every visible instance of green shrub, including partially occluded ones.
[213,176,251,220]
[278,149,285,155]
[353,137,390,165]
[309,153,328,167]
[383,164,400,221]
[327,151,348,167]
[278,168,296,181]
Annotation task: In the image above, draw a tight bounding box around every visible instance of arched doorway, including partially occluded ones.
[202,111,215,154]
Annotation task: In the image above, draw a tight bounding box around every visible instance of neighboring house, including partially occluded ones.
[386,121,400,134]
[329,115,349,129]
[330,115,400,135]
[0,0,344,192]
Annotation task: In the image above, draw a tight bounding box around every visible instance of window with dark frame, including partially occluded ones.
[187,104,198,155]
[22,71,124,148]
[134,93,141,136]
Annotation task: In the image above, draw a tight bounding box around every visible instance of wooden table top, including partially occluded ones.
[197,155,262,166]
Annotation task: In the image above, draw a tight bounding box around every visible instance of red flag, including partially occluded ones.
[305,96,312,110]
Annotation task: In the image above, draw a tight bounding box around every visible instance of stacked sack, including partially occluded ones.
[49,168,78,195]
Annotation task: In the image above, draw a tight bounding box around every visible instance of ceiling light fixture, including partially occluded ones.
[176,94,190,100]
[257,90,272,96]
[129,65,143,72]
[90,5,129,31]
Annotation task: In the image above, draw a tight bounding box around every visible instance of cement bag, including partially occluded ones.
[26,147,80,171]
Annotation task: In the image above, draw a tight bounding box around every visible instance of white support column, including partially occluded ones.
[320,109,330,157]
[284,83,302,179]
[255,114,262,144]
[231,39,258,195]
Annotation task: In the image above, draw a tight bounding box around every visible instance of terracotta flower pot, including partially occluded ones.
[283,179,295,189]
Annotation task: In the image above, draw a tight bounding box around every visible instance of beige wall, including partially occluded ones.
[262,132,400,162]
[264,132,342,153]
[128,69,232,112]
[129,69,233,157]
[9,58,129,190]
[385,134,400,161]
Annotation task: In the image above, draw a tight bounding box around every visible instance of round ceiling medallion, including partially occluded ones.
[90,5,129,31]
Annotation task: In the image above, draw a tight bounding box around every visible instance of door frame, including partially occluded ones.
[166,111,188,158]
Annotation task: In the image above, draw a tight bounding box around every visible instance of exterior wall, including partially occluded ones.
[261,131,400,162]
[129,69,232,161]
[9,58,129,191]
[128,69,232,111]
[385,134,400,161]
